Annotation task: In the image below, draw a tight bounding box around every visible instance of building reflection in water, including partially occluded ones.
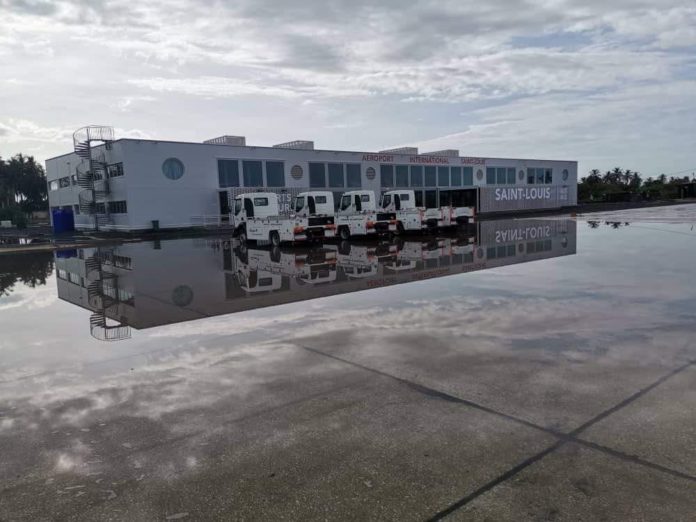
[54,218,577,341]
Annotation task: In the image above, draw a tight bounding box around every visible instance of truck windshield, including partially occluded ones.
[294,196,305,212]
[381,194,391,208]
[340,195,351,210]
[234,198,242,215]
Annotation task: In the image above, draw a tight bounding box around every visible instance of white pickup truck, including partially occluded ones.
[293,190,397,240]
[233,192,336,245]
[379,189,475,234]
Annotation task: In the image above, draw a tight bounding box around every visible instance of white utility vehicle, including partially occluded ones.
[293,190,397,240]
[328,241,398,278]
[379,189,475,233]
[233,192,335,245]
[335,190,396,240]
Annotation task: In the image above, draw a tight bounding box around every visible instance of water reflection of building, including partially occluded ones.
[54,219,576,340]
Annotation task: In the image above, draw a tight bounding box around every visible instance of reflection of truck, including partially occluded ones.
[233,192,335,245]
[234,246,337,291]
[379,189,475,233]
[330,241,399,278]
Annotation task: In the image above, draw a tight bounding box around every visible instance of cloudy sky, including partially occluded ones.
[1,0,695,178]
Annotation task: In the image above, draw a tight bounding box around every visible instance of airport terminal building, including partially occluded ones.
[46,126,578,231]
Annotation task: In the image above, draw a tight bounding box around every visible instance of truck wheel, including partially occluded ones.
[270,231,281,247]
[339,226,350,241]
[396,222,405,235]
[270,246,281,263]
[238,227,247,244]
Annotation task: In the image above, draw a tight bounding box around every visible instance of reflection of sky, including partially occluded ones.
[0,216,695,430]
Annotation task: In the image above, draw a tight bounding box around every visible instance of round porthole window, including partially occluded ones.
[562,169,569,181]
[291,165,303,180]
[172,285,194,307]
[366,167,376,180]
[162,158,185,180]
[518,170,525,181]
[476,169,484,181]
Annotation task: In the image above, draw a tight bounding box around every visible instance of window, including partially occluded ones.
[59,177,70,188]
[462,167,473,186]
[107,200,128,214]
[346,164,361,187]
[424,166,437,186]
[315,195,327,204]
[507,168,516,184]
[438,167,449,186]
[381,194,392,208]
[49,180,59,191]
[527,169,535,184]
[73,204,80,215]
[309,163,326,188]
[380,164,394,187]
[526,167,553,184]
[218,159,240,188]
[243,160,263,187]
[328,163,344,188]
[395,165,409,187]
[414,190,424,207]
[266,161,285,187]
[410,166,423,187]
[71,174,77,185]
[340,195,351,210]
[450,167,462,186]
[294,196,305,211]
[162,157,185,180]
[486,168,496,184]
[95,202,106,214]
[107,163,124,178]
[253,197,269,206]
[361,194,371,202]
[234,198,242,215]
[400,192,410,201]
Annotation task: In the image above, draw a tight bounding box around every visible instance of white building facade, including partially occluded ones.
[46,128,578,231]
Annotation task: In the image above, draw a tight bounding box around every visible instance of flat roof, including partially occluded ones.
[46,137,577,164]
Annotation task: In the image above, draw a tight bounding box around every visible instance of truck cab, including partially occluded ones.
[337,190,377,215]
[293,191,335,218]
[233,192,280,223]
[379,190,418,212]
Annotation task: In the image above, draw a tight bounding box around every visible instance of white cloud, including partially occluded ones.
[0,0,694,173]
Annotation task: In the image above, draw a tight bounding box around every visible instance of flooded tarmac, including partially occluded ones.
[1,209,695,521]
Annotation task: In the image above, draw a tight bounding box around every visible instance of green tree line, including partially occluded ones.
[579,167,694,202]
[0,154,48,227]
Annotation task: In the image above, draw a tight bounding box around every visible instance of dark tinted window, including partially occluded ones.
[438,167,449,186]
[410,166,423,187]
[507,167,516,184]
[309,163,326,188]
[395,165,409,186]
[218,160,240,188]
[486,167,496,184]
[266,161,285,187]
[346,164,361,187]
[380,164,394,187]
[425,167,437,186]
[328,163,344,187]
[462,167,473,185]
[450,167,462,186]
[242,160,263,187]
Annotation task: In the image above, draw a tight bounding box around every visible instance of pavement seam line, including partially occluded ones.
[297,345,696,519]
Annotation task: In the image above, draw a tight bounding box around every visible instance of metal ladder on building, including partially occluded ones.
[73,126,115,231]
[84,248,131,341]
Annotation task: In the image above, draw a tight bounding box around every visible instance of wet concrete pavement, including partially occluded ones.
[1,210,695,520]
